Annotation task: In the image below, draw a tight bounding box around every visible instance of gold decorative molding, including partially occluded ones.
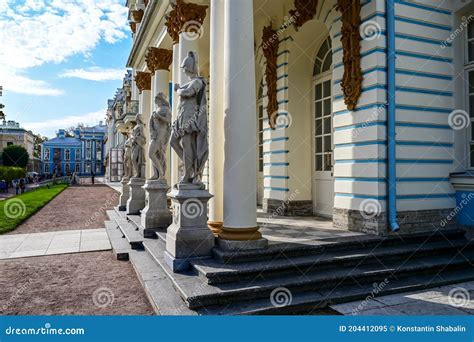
[261,25,280,129]
[336,0,363,111]
[289,0,318,30]
[145,48,173,73]
[218,227,262,241]
[134,72,152,93]
[129,22,137,34]
[131,9,144,23]
[165,0,208,44]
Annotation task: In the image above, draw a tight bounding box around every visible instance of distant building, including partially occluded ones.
[0,119,41,172]
[41,123,107,176]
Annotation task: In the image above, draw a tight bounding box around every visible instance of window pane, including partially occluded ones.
[469,22,474,39]
[323,117,331,134]
[313,59,321,76]
[323,153,332,171]
[470,95,474,117]
[471,123,474,141]
[324,99,331,115]
[315,155,322,171]
[315,119,322,136]
[315,84,322,100]
[317,40,329,61]
[471,145,474,168]
[316,101,322,118]
[322,53,333,73]
[469,41,474,63]
[324,135,332,152]
[323,81,331,97]
[470,71,474,94]
[316,137,322,153]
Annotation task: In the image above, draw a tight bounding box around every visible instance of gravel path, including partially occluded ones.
[10,185,120,234]
[0,251,154,315]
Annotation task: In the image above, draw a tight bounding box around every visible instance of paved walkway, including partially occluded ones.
[0,229,110,259]
[331,281,474,315]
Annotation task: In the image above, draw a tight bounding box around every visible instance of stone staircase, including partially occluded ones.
[105,208,474,315]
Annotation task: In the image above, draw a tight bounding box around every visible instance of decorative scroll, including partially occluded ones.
[165,0,207,44]
[261,25,280,129]
[131,9,144,23]
[289,0,318,30]
[145,48,173,73]
[135,72,152,93]
[336,0,362,111]
[129,22,137,34]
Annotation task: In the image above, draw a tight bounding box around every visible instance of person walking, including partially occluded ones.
[91,171,95,185]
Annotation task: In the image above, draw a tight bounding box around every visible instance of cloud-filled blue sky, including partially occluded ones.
[0,0,132,138]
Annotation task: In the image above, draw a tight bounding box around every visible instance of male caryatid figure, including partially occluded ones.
[170,51,209,186]
[123,134,133,178]
[130,114,146,178]
[149,93,171,180]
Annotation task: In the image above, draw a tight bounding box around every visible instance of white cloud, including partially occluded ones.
[59,67,126,82]
[23,109,106,137]
[0,0,128,96]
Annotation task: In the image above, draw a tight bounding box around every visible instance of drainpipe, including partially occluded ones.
[386,0,400,232]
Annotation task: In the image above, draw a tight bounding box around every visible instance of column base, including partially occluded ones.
[140,179,172,237]
[126,178,146,215]
[217,227,268,250]
[119,178,130,211]
[165,185,215,272]
[207,220,223,236]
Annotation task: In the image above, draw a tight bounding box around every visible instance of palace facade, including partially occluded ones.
[41,124,107,176]
[108,0,474,237]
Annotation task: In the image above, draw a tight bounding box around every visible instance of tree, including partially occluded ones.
[2,145,29,168]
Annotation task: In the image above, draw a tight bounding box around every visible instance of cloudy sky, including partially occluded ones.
[0,0,131,137]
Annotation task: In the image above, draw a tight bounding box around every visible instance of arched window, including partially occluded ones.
[313,37,333,76]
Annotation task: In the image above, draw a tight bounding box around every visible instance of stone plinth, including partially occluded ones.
[119,178,130,211]
[165,184,215,272]
[126,178,146,215]
[140,179,172,238]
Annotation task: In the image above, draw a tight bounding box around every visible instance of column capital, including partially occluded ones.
[165,0,208,44]
[145,47,173,73]
[134,72,152,93]
[129,22,137,34]
[289,0,318,30]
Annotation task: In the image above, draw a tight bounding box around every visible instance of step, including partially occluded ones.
[197,267,474,315]
[212,229,466,264]
[104,220,131,260]
[128,250,197,316]
[143,237,474,309]
[106,209,121,221]
[192,238,471,285]
[115,217,144,250]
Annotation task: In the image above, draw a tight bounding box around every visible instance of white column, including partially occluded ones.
[170,43,180,186]
[208,0,225,235]
[219,0,265,245]
[139,89,151,179]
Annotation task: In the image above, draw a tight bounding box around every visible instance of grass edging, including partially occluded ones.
[0,184,69,234]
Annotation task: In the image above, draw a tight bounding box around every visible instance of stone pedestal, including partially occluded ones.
[140,179,172,238]
[126,178,146,215]
[118,178,130,211]
[165,184,215,272]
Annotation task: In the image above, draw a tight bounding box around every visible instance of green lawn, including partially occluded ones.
[0,184,68,234]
